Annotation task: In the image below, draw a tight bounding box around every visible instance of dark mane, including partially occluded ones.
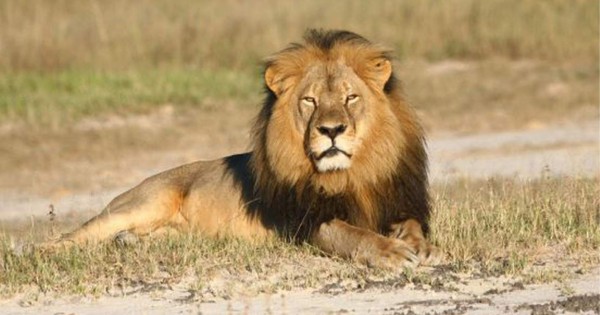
[303,29,371,51]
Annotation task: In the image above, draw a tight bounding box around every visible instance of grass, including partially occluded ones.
[0,68,262,127]
[1,0,597,72]
[431,177,599,275]
[1,59,597,131]
[1,177,597,298]
[0,0,597,127]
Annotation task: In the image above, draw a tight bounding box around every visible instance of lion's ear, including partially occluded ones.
[370,58,392,90]
[265,65,287,96]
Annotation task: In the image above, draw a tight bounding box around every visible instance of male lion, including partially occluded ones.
[46,30,440,268]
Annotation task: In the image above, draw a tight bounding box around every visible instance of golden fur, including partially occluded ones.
[44,30,440,268]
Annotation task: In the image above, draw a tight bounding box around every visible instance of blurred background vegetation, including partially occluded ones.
[0,0,598,126]
[2,0,597,71]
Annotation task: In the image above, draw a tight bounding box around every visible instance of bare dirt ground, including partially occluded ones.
[429,119,598,181]
[3,267,599,314]
[0,106,598,314]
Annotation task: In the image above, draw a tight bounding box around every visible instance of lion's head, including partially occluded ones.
[250,30,429,240]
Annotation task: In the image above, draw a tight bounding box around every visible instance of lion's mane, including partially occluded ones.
[239,30,429,242]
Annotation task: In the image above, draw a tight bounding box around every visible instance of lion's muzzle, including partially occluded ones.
[311,125,355,173]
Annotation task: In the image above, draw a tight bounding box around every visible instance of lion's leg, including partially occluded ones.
[43,188,185,249]
[311,219,419,269]
[388,219,443,266]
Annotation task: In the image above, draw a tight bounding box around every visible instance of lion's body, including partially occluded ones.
[50,30,440,268]
[65,154,272,243]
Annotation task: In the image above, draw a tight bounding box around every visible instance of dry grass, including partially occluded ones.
[1,0,597,72]
[1,177,597,298]
[431,177,599,275]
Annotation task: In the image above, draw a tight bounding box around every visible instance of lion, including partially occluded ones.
[44,29,440,268]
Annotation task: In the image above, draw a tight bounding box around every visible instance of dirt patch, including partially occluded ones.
[429,120,599,181]
[516,294,600,314]
[1,268,597,314]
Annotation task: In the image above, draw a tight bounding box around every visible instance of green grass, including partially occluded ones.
[0,68,262,126]
[1,178,597,298]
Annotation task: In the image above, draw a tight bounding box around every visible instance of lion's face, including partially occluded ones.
[293,62,370,172]
[265,52,394,179]
[259,37,409,193]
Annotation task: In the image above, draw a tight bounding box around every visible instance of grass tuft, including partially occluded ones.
[431,177,600,275]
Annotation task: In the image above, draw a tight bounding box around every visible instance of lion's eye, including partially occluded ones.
[302,97,316,105]
[346,94,359,104]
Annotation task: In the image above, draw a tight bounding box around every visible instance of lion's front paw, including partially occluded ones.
[416,242,444,266]
[389,220,445,266]
[354,237,419,269]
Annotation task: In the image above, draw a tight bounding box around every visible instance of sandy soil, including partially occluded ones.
[0,114,598,314]
[2,267,598,314]
[429,120,599,181]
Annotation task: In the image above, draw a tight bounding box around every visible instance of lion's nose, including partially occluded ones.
[317,124,347,139]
